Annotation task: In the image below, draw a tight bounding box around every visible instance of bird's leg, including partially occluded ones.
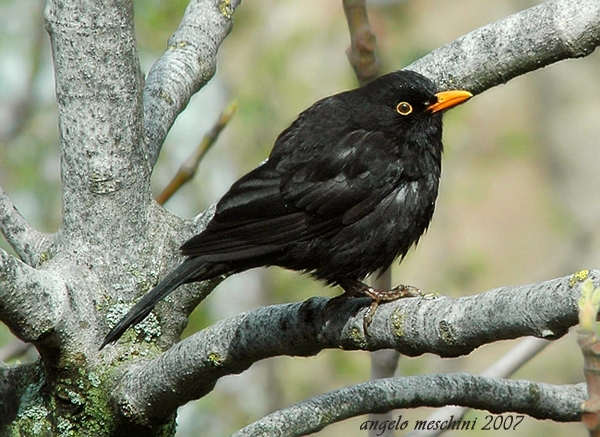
[338,279,421,332]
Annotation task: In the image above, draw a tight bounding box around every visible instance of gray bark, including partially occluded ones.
[233,376,586,437]
[0,0,599,434]
[113,270,587,425]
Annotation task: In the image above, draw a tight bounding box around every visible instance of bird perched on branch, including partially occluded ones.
[101,70,471,349]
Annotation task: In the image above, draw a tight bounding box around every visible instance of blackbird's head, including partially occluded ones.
[358,70,472,137]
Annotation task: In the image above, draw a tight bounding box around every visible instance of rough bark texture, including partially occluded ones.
[0,0,599,435]
[233,377,586,437]
[0,0,239,434]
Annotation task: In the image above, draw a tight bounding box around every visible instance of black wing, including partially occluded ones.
[181,100,405,261]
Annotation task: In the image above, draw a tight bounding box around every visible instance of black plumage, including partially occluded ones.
[101,70,471,349]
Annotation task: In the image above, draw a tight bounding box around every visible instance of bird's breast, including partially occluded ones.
[296,174,440,282]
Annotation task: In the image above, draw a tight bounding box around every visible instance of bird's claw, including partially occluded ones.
[361,284,421,335]
[372,284,421,301]
[335,279,422,335]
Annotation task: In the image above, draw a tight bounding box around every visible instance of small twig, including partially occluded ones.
[155,101,237,205]
[342,0,380,85]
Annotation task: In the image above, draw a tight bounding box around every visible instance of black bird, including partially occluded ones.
[101,70,471,349]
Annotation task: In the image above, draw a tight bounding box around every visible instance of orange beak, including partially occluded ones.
[428,90,473,113]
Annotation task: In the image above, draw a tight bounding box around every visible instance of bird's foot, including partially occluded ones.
[338,279,421,333]
[362,284,421,332]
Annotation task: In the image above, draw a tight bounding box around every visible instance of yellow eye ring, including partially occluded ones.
[396,102,413,116]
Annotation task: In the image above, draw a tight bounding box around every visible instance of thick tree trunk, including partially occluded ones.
[0,0,232,434]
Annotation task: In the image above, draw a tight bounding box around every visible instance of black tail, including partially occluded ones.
[100,258,209,349]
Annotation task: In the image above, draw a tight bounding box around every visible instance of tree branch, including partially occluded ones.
[143,0,242,167]
[0,249,65,342]
[155,100,237,205]
[45,0,150,252]
[0,185,55,267]
[112,270,589,425]
[343,0,380,85]
[407,337,551,437]
[232,375,586,437]
[407,0,600,93]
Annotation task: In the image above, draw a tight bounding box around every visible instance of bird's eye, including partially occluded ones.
[396,102,413,116]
